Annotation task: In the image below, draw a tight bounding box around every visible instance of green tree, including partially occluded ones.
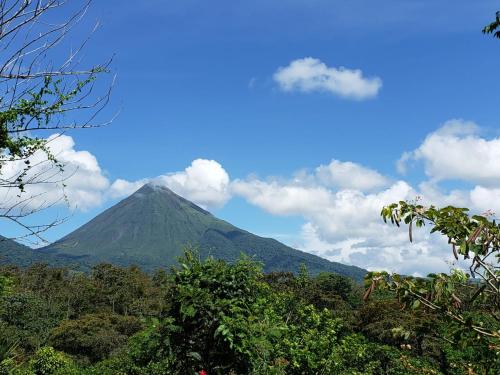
[0,291,63,351]
[366,202,500,371]
[0,274,12,300]
[153,251,271,373]
[91,264,153,316]
[50,313,142,363]
[29,346,74,375]
[0,272,18,370]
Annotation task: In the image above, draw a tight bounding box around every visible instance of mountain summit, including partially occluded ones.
[39,183,366,280]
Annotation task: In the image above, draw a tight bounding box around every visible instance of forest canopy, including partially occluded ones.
[0,250,498,374]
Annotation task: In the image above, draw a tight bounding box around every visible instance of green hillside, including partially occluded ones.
[42,184,366,280]
[0,236,34,266]
[0,236,83,268]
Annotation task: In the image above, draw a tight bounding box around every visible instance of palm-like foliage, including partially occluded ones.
[483,11,500,38]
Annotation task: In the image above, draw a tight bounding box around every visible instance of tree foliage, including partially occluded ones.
[0,249,495,373]
[483,11,500,39]
[365,201,500,366]
[49,313,142,363]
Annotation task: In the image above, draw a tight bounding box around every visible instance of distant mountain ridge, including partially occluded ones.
[3,184,367,281]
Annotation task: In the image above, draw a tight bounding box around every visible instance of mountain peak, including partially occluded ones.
[136,182,174,194]
[132,183,212,216]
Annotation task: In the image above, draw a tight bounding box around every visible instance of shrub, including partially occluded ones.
[29,347,72,375]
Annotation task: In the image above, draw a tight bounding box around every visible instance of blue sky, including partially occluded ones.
[3,0,500,275]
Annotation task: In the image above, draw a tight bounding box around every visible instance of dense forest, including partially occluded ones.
[0,249,497,375]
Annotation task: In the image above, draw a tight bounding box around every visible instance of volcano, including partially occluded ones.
[32,184,365,280]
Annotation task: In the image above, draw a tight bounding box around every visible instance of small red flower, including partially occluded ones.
[199,370,207,375]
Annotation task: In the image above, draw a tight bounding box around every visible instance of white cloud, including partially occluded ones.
[232,169,445,273]
[231,179,332,217]
[398,119,500,186]
[153,159,231,209]
[396,151,412,174]
[299,223,454,275]
[315,159,389,191]
[233,177,414,241]
[1,134,110,211]
[109,179,148,199]
[231,158,485,275]
[469,186,500,215]
[273,57,382,99]
[417,181,469,208]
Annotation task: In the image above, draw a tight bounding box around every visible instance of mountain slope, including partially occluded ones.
[41,184,366,280]
[0,236,34,266]
[0,236,81,268]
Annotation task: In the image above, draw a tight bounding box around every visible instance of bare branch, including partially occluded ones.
[0,0,115,243]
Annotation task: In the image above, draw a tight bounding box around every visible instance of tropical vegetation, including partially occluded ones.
[0,246,498,374]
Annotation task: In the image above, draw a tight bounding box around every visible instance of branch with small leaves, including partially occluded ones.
[365,202,500,352]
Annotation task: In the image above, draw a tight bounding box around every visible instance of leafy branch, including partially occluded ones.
[483,11,500,39]
[365,202,500,352]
